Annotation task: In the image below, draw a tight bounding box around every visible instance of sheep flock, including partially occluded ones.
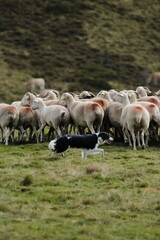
[1,84,160,151]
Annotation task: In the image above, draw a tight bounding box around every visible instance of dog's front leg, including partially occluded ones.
[88,148,104,157]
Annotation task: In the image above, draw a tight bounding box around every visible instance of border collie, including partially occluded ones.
[48,132,113,160]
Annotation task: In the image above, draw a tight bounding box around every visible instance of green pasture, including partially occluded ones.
[0,139,160,240]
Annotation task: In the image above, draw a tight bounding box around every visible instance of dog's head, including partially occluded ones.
[97,132,114,145]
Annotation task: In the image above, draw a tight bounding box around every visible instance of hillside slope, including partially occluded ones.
[0,0,160,102]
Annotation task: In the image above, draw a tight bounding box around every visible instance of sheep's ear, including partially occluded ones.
[143,86,148,90]
[52,90,60,98]
[89,91,95,97]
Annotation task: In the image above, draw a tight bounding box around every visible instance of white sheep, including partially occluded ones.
[108,89,119,101]
[119,93,150,150]
[25,78,45,93]
[38,89,60,99]
[146,72,160,86]
[137,96,160,110]
[21,92,59,107]
[124,93,160,141]
[78,91,95,99]
[0,103,19,145]
[136,86,151,97]
[32,98,70,141]
[16,106,39,143]
[97,90,113,103]
[76,95,110,133]
[21,92,61,140]
[60,92,104,134]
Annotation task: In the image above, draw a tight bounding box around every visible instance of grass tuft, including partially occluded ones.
[20,175,33,186]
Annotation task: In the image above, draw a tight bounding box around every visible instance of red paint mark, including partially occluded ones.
[87,103,99,110]
[93,98,109,109]
[149,98,159,105]
[148,104,156,109]
[134,106,143,111]
[23,107,33,113]
[92,103,100,110]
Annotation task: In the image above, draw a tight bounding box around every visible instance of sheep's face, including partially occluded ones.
[32,99,39,110]
[143,87,151,95]
[79,91,95,99]
[97,90,107,98]
[59,93,67,106]
[114,93,124,103]
[61,93,69,101]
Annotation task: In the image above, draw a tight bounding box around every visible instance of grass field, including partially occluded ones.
[0,137,160,240]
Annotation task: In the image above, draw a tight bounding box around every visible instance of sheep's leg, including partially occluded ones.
[68,124,73,134]
[77,125,84,134]
[153,123,159,141]
[8,127,15,143]
[0,128,3,142]
[47,127,54,141]
[136,132,141,147]
[25,129,30,141]
[130,130,136,150]
[145,130,150,147]
[140,130,145,149]
[88,124,95,134]
[123,128,130,145]
[4,127,10,145]
[18,126,26,141]
[33,126,39,143]
[56,127,62,138]
[28,128,33,141]
[40,124,45,142]
[95,122,101,133]
[149,121,159,141]
[127,132,132,147]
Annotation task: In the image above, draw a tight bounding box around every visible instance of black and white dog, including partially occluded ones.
[48,132,113,160]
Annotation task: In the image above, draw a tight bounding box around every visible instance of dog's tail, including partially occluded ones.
[48,139,57,151]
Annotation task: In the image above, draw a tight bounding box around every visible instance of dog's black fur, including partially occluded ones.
[48,132,113,159]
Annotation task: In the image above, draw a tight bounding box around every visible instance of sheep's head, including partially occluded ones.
[79,91,95,99]
[32,99,41,110]
[21,92,31,106]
